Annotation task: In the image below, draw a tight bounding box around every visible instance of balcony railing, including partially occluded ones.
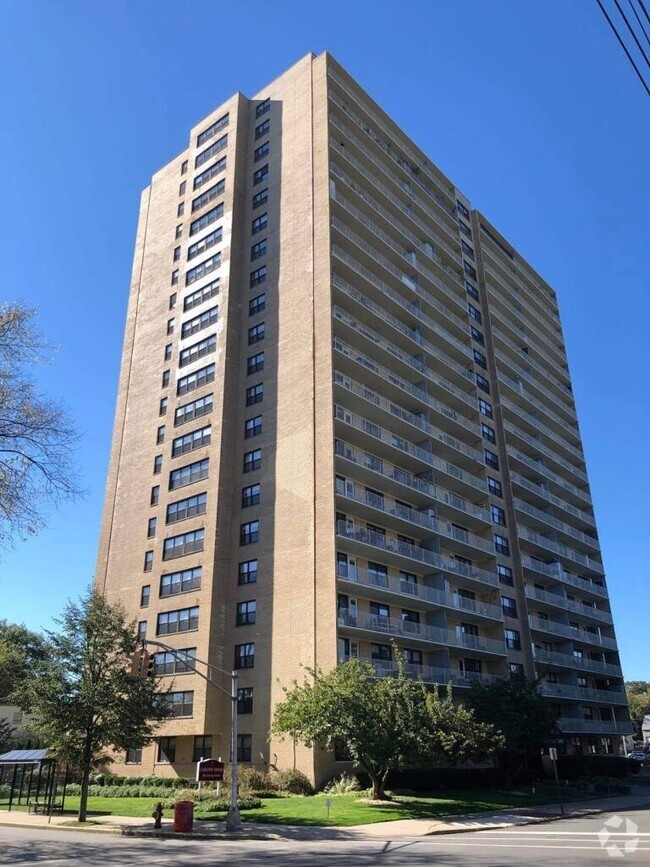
[495,350,576,422]
[520,555,608,599]
[556,718,635,735]
[341,655,502,688]
[513,499,599,551]
[492,324,571,397]
[498,371,580,439]
[507,448,591,506]
[528,615,617,649]
[500,398,584,465]
[510,472,595,528]
[337,563,503,620]
[338,610,506,655]
[533,648,622,677]
[524,585,612,624]
[335,439,491,523]
[504,421,587,484]
[518,525,603,574]
[538,682,627,704]
[337,521,499,588]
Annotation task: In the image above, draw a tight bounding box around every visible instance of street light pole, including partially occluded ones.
[138,639,242,832]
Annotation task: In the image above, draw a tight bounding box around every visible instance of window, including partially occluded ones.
[181,160,188,175]
[505,628,521,650]
[189,204,224,237]
[153,454,163,474]
[236,600,256,626]
[186,253,221,286]
[193,735,212,762]
[144,551,153,572]
[173,246,181,262]
[125,748,142,764]
[239,559,258,585]
[466,279,479,300]
[251,239,267,261]
[184,279,220,312]
[484,449,499,470]
[253,165,269,185]
[509,662,524,676]
[459,220,472,238]
[247,352,264,374]
[246,383,264,406]
[457,200,470,218]
[196,112,229,147]
[175,224,183,238]
[147,517,157,538]
[171,269,179,286]
[251,213,268,234]
[175,394,213,426]
[478,398,493,418]
[179,181,186,197]
[254,142,270,162]
[245,415,263,438]
[172,425,211,457]
[240,521,259,545]
[177,363,215,396]
[167,318,174,335]
[498,564,514,585]
[249,293,266,315]
[157,425,166,444]
[181,306,219,340]
[252,188,268,209]
[157,606,199,635]
[460,622,479,637]
[164,343,173,361]
[255,97,270,117]
[255,119,270,140]
[371,643,392,661]
[473,349,487,369]
[476,373,490,394]
[470,325,484,345]
[191,179,226,212]
[494,533,510,556]
[195,133,228,169]
[404,648,422,665]
[250,266,267,287]
[169,457,209,489]
[157,737,176,763]
[461,240,474,259]
[464,261,477,280]
[187,229,222,262]
[155,648,196,675]
[166,492,207,524]
[162,528,205,560]
[237,734,252,763]
[137,620,147,641]
[242,484,260,508]
[160,567,202,596]
[162,370,170,388]
[501,596,517,617]
[235,643,255,669]
[177,203,184,217]
[243,448,261,473]
[481,423,496,444]
[169,291,178,308]
[150,485,160,506]
[159,393,167,412]
[248,322,265,344]
[193,157,226,191]
[179,334,216,368]
[491,505,506,526]
[463,658,482,674]
[487,477,502,497]
[169,691,194,718]
[140,585,150,607]
[237,687,253,714]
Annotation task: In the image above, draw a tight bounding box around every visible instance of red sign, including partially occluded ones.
[197,759,224,782]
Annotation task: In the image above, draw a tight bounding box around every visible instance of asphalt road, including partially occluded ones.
[2,806,650,866]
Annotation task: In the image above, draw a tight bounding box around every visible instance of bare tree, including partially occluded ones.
[0,303,83,547]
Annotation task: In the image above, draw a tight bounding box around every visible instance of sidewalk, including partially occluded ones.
[1,791,648,841]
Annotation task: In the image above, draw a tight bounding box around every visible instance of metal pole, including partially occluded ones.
[552,757,564,816]
[225,669,242,832]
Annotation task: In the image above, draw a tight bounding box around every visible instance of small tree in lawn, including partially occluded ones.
[25,590,170,822]
[272,656,502,799]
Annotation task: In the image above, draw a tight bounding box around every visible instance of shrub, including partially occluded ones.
[193,794,261,813]
[239,767,278,794]
[322,773,360,795]
[275,768,313,795]
[557,755,640,781]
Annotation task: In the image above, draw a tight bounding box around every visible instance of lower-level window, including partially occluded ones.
[169,691,194,718]
[125,748,142,764]
[237,733,252,763]
[193,735,212,762]
[157,737,176,763]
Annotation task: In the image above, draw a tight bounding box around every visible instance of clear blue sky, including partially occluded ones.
[0,0,647,679]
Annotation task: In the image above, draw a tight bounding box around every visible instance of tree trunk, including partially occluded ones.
[78,765,90,823]
[370,768,391,800]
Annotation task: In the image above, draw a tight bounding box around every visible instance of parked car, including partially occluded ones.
[628,751,647,763]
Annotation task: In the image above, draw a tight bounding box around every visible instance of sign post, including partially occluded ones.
[197,758,225,784]
[549,748,564,816]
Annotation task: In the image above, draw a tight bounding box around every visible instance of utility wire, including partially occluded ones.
[613,0,650,66]
[595,0,650,95]
[626,0,650,47]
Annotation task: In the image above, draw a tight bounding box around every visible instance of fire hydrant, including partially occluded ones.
[152,802,163,830]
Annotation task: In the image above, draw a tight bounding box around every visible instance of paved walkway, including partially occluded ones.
[1,791,649,840]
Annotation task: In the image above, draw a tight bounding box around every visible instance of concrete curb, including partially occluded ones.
[0,820,281,841]
[422,808,605,836]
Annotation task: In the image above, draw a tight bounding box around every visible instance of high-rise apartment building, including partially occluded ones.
[96,52,632,783]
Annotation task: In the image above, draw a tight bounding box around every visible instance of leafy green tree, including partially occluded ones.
[0,620,46,703]
[467,675,558,782]
[272,657,502,799]
[25,591,170,822]
[0,303,83,549]
[626,681,650,736]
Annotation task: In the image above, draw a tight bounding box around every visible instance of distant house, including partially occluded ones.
[0,705,38,746]
[642,715,650,744]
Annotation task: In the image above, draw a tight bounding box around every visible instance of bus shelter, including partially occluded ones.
[0,749,68,818]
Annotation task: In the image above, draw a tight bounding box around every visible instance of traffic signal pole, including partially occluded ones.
[132,639,242,832]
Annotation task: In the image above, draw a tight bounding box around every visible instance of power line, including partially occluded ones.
[613,0,650,67]
[595,0,650,95]
[626,0,650,48]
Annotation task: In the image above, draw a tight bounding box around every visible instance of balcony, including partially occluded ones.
[335,439,491,524]
[341,655,502,688]
[338,611,506,656]
[495,350,576,423]
[335,478,495,555]
[337,521,499,589]
[538,682,627,705]
[533,648,622,677]
[500,398,584,466]
[504,420,587,484]
[520,555,608,599]
[513,499,599,552]
[337,563,503,621]
[498,370,580,440]
[524,585,613,625]
[510,472,595,528]
[528,615,617,650]
[518,525,604,575]
[492,323,571,397]
[507,448,591,507]
[556,718,635,735]
[488,303,568,385]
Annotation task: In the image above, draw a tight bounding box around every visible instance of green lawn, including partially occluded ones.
[56,787,580,827]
